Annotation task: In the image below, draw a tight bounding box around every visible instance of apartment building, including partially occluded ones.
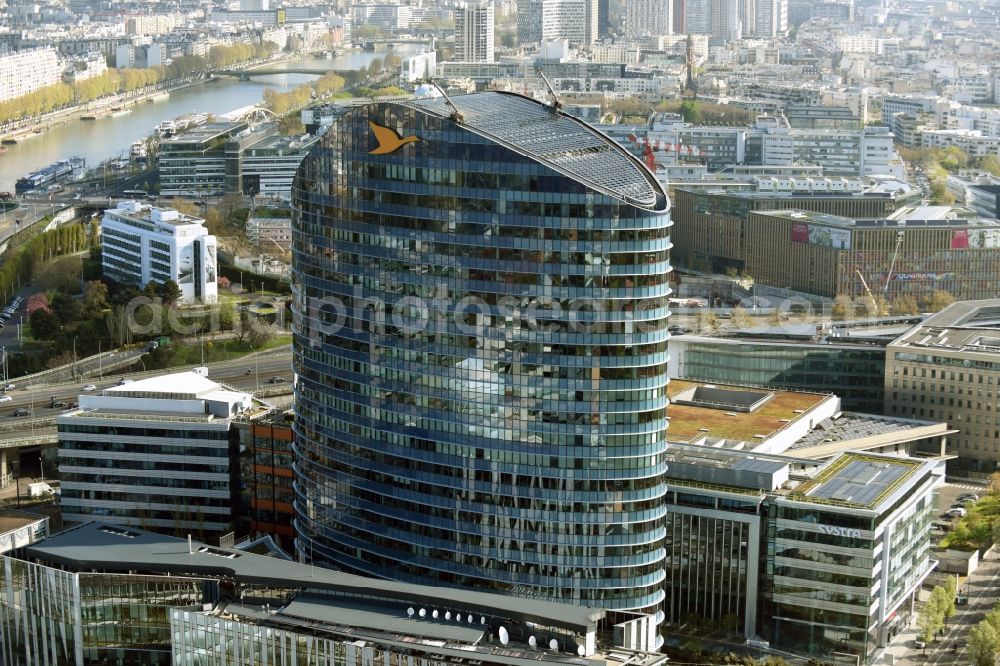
[101,200,219,304]
[885,300,1000,470]
[454,1,495,62]
[0,47,63,102]
[56,370,253,535]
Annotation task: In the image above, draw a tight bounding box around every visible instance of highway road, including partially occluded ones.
[0,348,293,421]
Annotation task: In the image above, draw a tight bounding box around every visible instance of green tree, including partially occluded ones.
[917,591,944,645]
[679,99,702,123]
[929,179,955,204]
[161,280,182,306]
[29,308,60,340]
[980,155,1000,177]
[969,621,1000,666]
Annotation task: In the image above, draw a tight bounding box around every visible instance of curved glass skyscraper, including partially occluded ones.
[292,92,671,626]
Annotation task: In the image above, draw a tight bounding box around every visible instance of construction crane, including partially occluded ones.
[856,269,886,316]
[882,230,905,298]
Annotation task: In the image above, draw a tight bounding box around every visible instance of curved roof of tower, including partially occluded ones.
[405,92,667,211]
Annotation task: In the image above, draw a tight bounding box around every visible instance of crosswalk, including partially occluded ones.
[946,482,988,491]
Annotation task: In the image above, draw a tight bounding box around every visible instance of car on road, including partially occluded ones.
[956,595,969,605]
[117,379,133,386]
[11,408,30,416]
[82,384,96,392]
[0,395,11,403]
[3,383,14,391]
[49,401,68,408]
[269,376,287,383]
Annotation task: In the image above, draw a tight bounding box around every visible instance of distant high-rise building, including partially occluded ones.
[517,0,543,43]
[685,0,709,33]
[598,0,613,37]
[738,0,755,35]
[625,0,673,38]
[455,1,495,62]
[239,0,268,10]
[709,0,740,41]
[754,0,787,37]
[292,92,671,634]
[673,0,686,32]
[518,0,599,44]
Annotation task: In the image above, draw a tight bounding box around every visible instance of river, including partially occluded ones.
[0,45,423,193]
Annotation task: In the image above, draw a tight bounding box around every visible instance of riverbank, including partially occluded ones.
[0,53,299,145]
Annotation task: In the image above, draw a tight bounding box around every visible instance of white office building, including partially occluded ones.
[455,1,495,63]
[0,47,63,103]
[57,370,253,534]
[101,201,219,304]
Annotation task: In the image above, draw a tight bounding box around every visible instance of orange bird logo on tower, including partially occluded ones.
[368,120,420,155]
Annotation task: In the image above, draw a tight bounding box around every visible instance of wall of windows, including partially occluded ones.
[0,556,213,666]
[292,94,672,626]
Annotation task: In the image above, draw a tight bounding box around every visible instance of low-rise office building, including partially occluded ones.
[664,445,944,664]
[667,333,888,412]
[159,122,317,198]
[0,521,667,666]
[741,208,1000,302]
[664,379,949,460]
[761,453,941,661]
[57,370,253,536]
[670,185,915,274]
[0,510,48,554]
[100,200,219,304]
[885,299,1000,471]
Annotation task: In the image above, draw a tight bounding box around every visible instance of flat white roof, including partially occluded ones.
[104,371,221,399]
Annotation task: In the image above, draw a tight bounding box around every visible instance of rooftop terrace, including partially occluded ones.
[666,379,829,444]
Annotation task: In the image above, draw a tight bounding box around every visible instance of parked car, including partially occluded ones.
[915,639,927,650]
[0,395,11,403]
[946,507,967,518]
[117,378,133,386]
[958,494,979,502]
[956,595,969,606]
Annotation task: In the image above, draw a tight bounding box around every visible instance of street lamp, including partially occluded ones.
[38,455,43,484]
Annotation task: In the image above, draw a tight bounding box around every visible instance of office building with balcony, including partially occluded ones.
[292,91,672,633]
[0,521,667,666]
[885,299,1000,471]
[100,200,219,304]
[56,370,253,536]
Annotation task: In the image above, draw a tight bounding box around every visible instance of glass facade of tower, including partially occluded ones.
[291,92,671,624]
